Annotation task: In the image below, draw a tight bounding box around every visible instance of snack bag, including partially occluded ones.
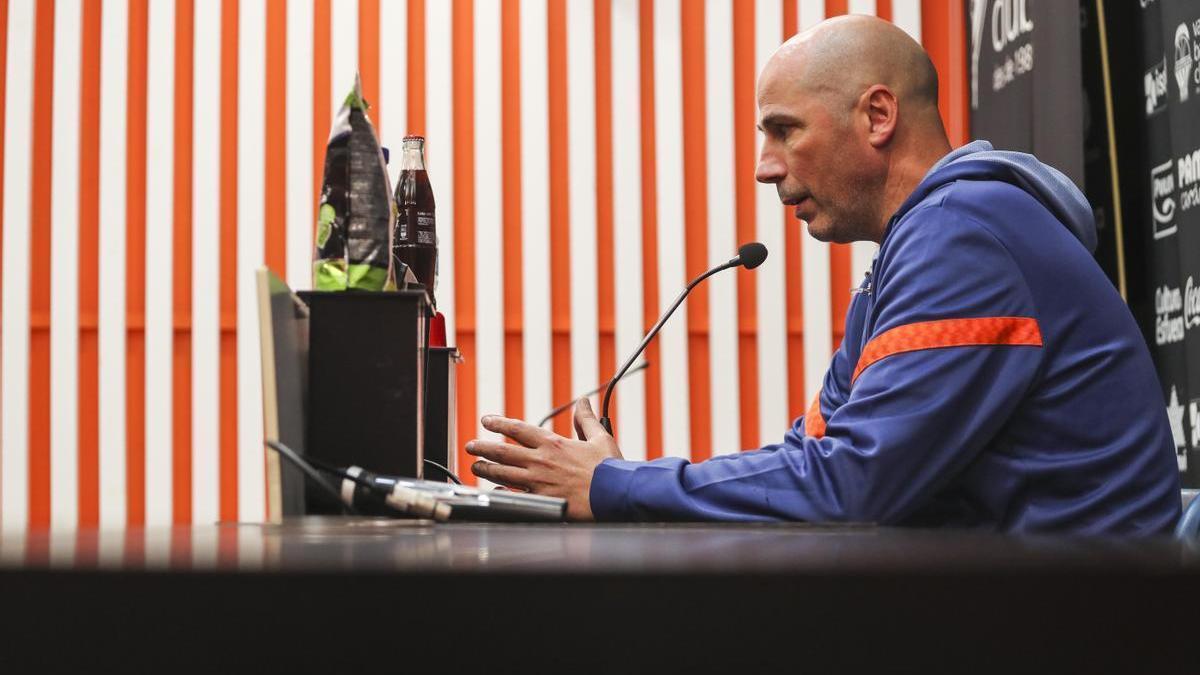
[313,73,395,290]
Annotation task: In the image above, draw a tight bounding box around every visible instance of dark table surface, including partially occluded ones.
[3,520,1198,672]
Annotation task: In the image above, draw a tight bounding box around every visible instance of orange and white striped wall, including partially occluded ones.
[0,0,968,531]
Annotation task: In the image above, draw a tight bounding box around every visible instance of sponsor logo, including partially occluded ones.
[1176,22,1193,103]
[1156,283,1185,345]
[1152,160,1178,238]
[1168,387,1188,468]
[1178,146,1200,213]
[1191,398,1200,464]
[1145,58,1168,116]
[969,0,1035,107]
[1174,19,1200,103]
[1187,276,1200,330]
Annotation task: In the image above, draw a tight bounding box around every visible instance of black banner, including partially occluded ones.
[968,0,1084,187]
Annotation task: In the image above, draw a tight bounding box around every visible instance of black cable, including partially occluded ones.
[536,361,649,428]
[423,459,463,485]
[263,439,357,515]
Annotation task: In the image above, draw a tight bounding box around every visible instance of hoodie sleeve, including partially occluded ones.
[589,208,1045,523]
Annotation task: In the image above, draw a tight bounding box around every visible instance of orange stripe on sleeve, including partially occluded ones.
[804,392,825,439]
[852,317,1043,384]
[78,0,102,527]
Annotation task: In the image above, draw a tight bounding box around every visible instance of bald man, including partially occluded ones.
[467,16,1181,534]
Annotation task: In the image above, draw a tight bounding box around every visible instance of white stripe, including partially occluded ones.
[797,0,823,30]
[192,0,222,526]
[611,0,645,460]
[426,0,454,342]
[238,0,267,522]
[1,0,35,532]
[849,0,882,289]
[520,0,553,428]
[97,529,125,568]
[892,0,922,42]
[330,0,359,116]
[98,0,129,528]
[50,0,83,529]
[286,0,315,291]
[848,0,876,15]
[652,0,691,458]
[801,235,832,402]
[474,0,505,437]
[754,0,788,447]
[567,0,598,406]
[48,533,76,568]
[796,0,829,405]
[143,0,175,527]
[705,0,741,455]
[379,0,407,190]
[191,527,218,569]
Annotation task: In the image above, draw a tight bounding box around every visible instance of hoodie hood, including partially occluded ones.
[897,140,1097,253]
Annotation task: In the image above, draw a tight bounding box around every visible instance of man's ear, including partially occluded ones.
[861,85,898,148]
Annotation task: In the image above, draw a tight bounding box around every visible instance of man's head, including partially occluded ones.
[755,15,951,244]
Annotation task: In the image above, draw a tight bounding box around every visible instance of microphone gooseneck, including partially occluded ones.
[599,242,769,435]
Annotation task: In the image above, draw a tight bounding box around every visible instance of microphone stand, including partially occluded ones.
[599,260,739,435]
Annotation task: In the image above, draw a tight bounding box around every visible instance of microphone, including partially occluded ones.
[599,242,768,435]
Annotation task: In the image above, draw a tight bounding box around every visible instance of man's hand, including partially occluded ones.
[467,398,622,521]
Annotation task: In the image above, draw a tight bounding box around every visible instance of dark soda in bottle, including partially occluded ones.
[393,135,438,304]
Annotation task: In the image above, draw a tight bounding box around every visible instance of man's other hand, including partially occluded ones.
[467,398,622,521]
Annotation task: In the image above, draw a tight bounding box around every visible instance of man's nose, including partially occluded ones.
[755,145,785,184]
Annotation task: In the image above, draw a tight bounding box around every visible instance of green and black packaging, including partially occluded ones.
[313,74,395,291]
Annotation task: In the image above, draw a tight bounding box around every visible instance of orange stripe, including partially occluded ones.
[732,0,759,450]
[452,0,477,484]
[406,0,425,135]
[173,0,194,525]
[77,0,102,527]
[876,0,893,22]
[265,0,287,277]
[679,0,711,461]
[313,0,331,220]
[852,317,1043,384]
[0,0,7,335]
[825,0,851,356]
[547,0,572,440]
[501,0,524,421]
[28,0,54,530]
[782,0,805,422]
[804,393,825,438]
[636,0,661,458]
[358,0,380,129]
[219,0,239,521]
[126,0,149,527]
[595,0,616,437]
[921,0,969,145]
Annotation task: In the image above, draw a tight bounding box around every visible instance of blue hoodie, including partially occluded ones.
[590,141,1182,535]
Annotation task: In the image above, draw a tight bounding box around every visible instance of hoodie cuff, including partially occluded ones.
[589,458,644,521]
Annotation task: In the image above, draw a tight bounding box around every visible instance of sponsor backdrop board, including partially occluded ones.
[1112,0,1200,487]
[967,0,1084,187]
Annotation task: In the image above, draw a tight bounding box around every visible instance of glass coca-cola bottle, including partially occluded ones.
[393,135,438,303]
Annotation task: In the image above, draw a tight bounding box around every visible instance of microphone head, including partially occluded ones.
[738,242,768,270]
